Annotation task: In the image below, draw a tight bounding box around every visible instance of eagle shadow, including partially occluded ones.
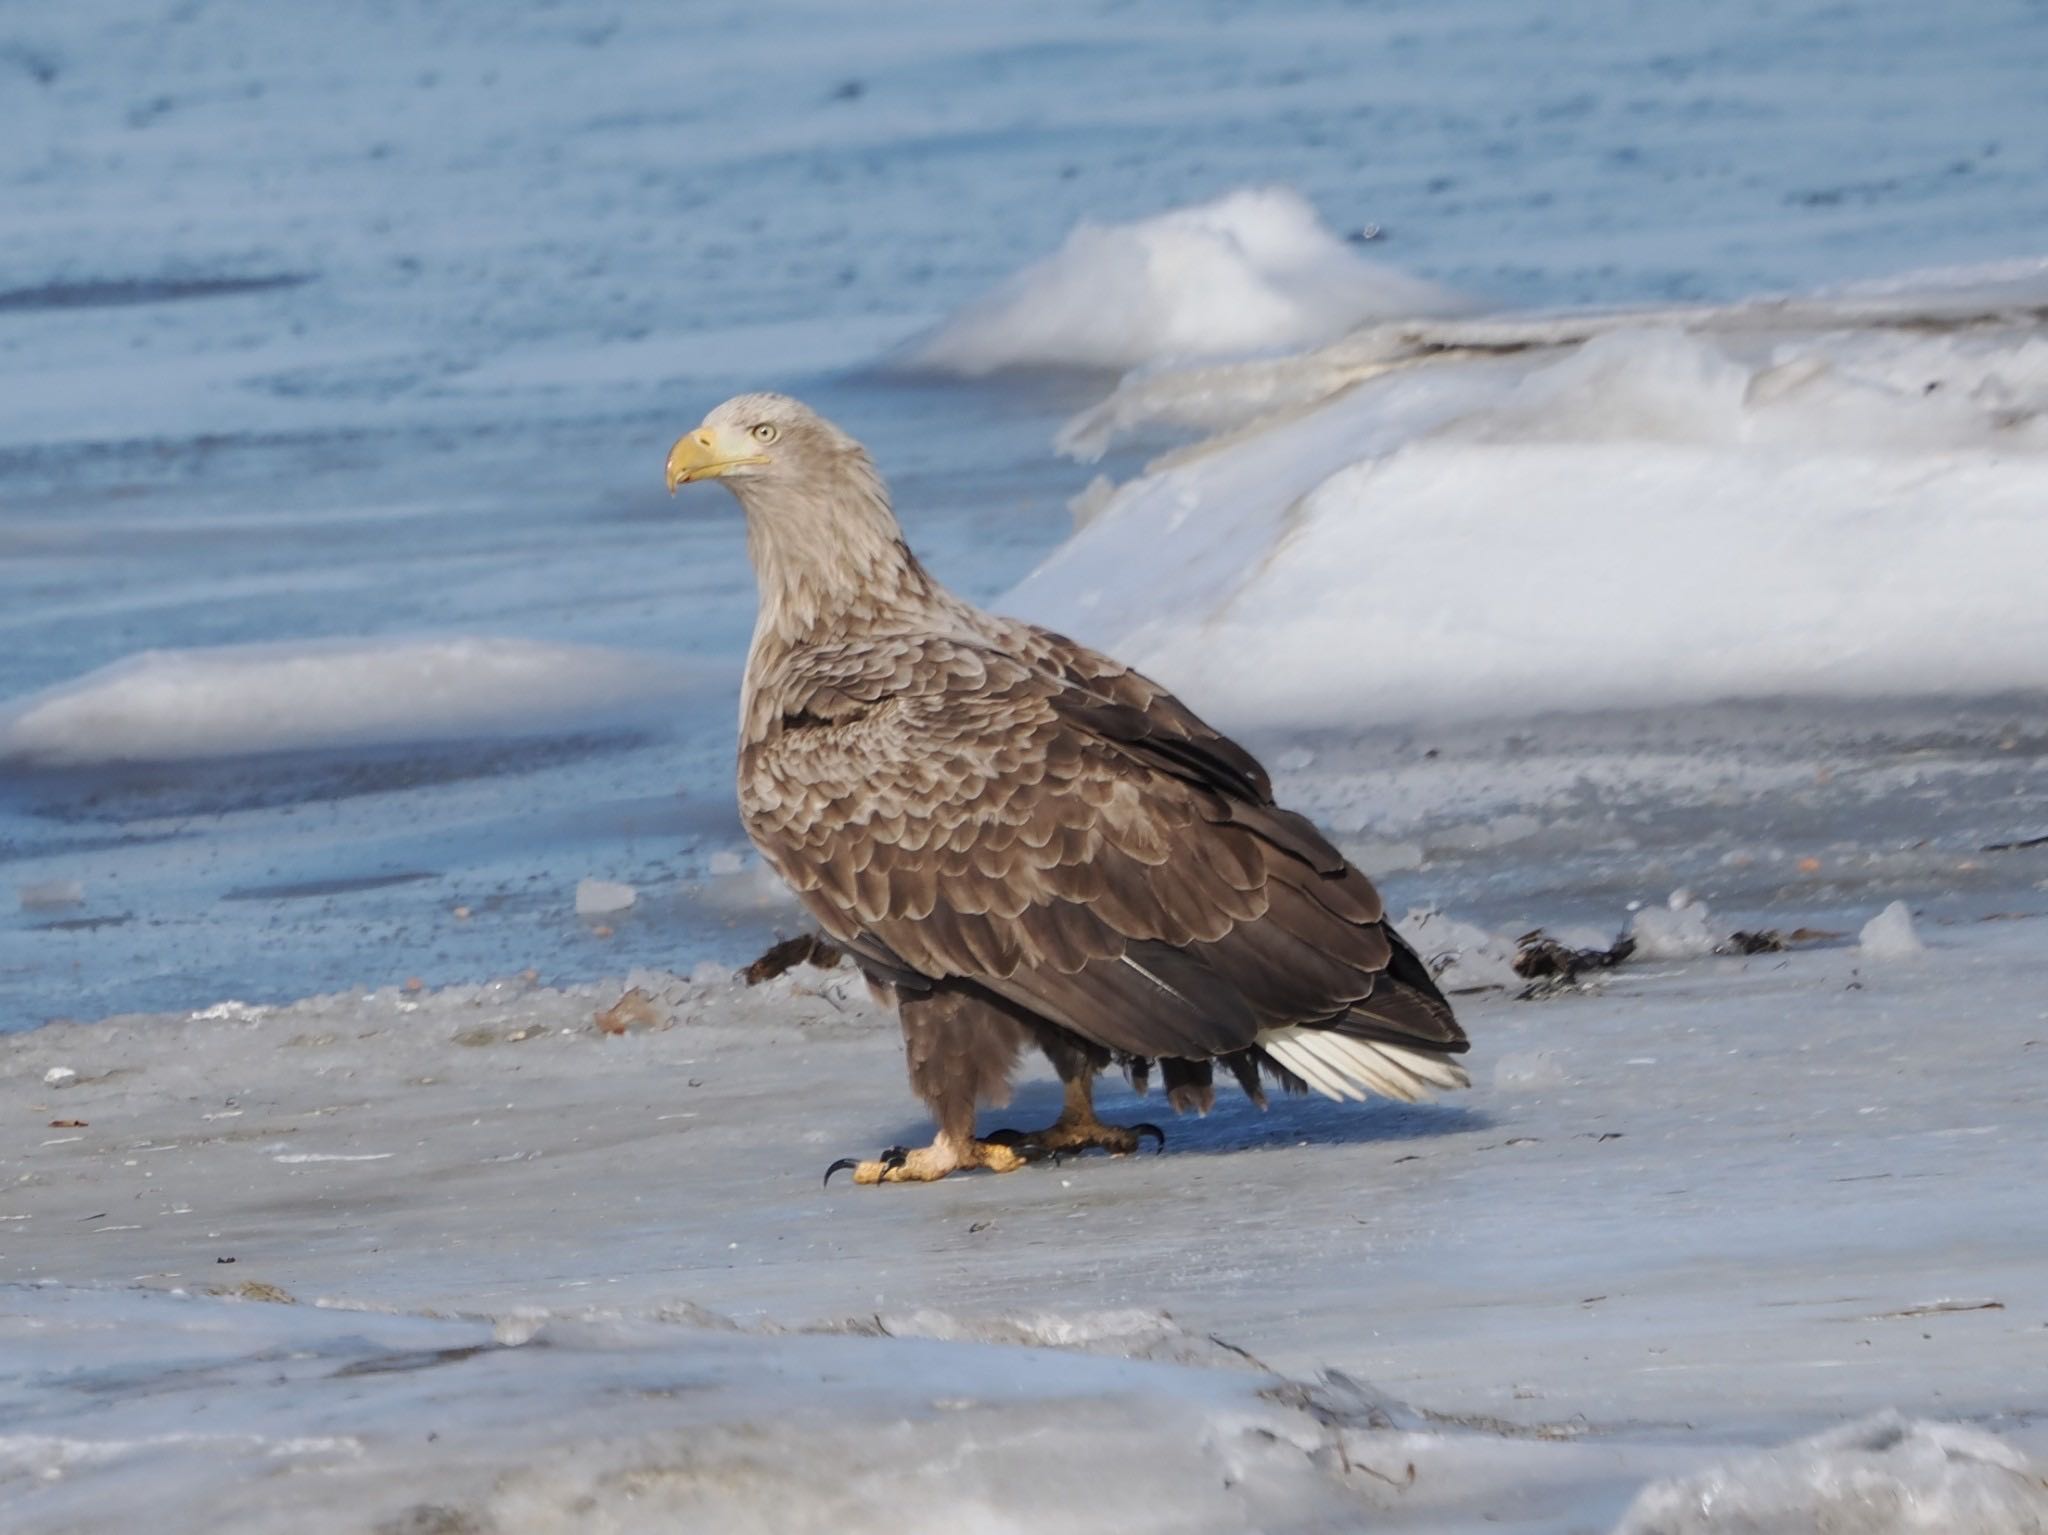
[876,1077,1491,1161]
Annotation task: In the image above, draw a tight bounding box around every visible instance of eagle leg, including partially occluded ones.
[982,1075,1165,1160]
[823,1129,1029,1187]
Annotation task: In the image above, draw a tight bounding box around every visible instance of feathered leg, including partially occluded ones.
[825,987,1032,1186]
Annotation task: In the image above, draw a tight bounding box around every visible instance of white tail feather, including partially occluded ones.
[1259,1026,1470,1104]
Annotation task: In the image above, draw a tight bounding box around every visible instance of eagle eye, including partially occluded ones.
[751,423,779,444]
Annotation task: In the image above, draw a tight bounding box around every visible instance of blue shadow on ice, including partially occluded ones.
[874,1077,1490,1157]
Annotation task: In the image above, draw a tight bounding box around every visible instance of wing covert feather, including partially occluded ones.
[741,631,1456,1062]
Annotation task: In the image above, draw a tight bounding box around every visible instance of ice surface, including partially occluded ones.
[6,918,2047,1532]
[1858,901,1926,961]
[1615,1412,2048,1534]
[7,0,2048,1026]
[0,637,698,765]
[0,1286,1378,1535]
[1011,284,2048,728]
[906,187,1467,375]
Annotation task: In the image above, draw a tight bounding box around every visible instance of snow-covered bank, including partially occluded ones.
[905,187,1468,375]
[1006,266,2048,728]
[6,911,2048,1531]
[0,638,702,765]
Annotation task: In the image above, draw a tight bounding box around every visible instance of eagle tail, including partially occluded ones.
[1258,1026,1470,1104]
[1254,926,1471,1104]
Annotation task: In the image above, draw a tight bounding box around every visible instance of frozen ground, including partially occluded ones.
[7,0,2048,1529]
[6,900,2048,1532]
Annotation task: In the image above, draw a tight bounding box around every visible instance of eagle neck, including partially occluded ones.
[735,465,943,663]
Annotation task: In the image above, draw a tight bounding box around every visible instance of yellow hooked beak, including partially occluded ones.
[665,426,767,494]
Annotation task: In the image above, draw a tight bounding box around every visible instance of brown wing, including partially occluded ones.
[740,633,1462,1066]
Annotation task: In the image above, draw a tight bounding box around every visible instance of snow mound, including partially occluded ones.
[1859,901,1926,960]
[1630,891,1721,962]
[0,637,698,765]
[1614,1410,2048,1534]
[905,187,1467,375]
[1009,279,2048,727]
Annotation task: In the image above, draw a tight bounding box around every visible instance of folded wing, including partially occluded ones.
[741,630,1467,1100]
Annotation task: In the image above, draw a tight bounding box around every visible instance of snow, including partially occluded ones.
[905,187,1467,375]
[1859,901,1927,961]
[0,638,698,766]
[1615,1412,2048,1535]
[1010,280,2048,729]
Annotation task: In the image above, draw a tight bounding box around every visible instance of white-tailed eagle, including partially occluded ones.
[667,394,1469,1185]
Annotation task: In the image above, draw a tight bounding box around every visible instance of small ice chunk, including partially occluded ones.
[1629,889,1719,960]
[707,849,746,876]
[19,880,85,910]
[1614,1410,2048,1534]
[1398,908,1521,989]
[1858,900,1925,960]
[43,1066,78,1088]
[575,879,637,917]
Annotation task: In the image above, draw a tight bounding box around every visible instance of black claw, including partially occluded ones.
[878,1145,910,1173]
[1133,1123,1166,1153]
[823,1157,860,1188]
[981,1128,1024,1147]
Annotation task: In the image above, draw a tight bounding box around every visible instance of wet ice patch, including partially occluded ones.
[906,187,1467,375]
[1614,1410,2048,1534]
[0,638,700,765]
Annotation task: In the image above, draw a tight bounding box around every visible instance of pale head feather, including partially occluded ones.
[683,392,945,666]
